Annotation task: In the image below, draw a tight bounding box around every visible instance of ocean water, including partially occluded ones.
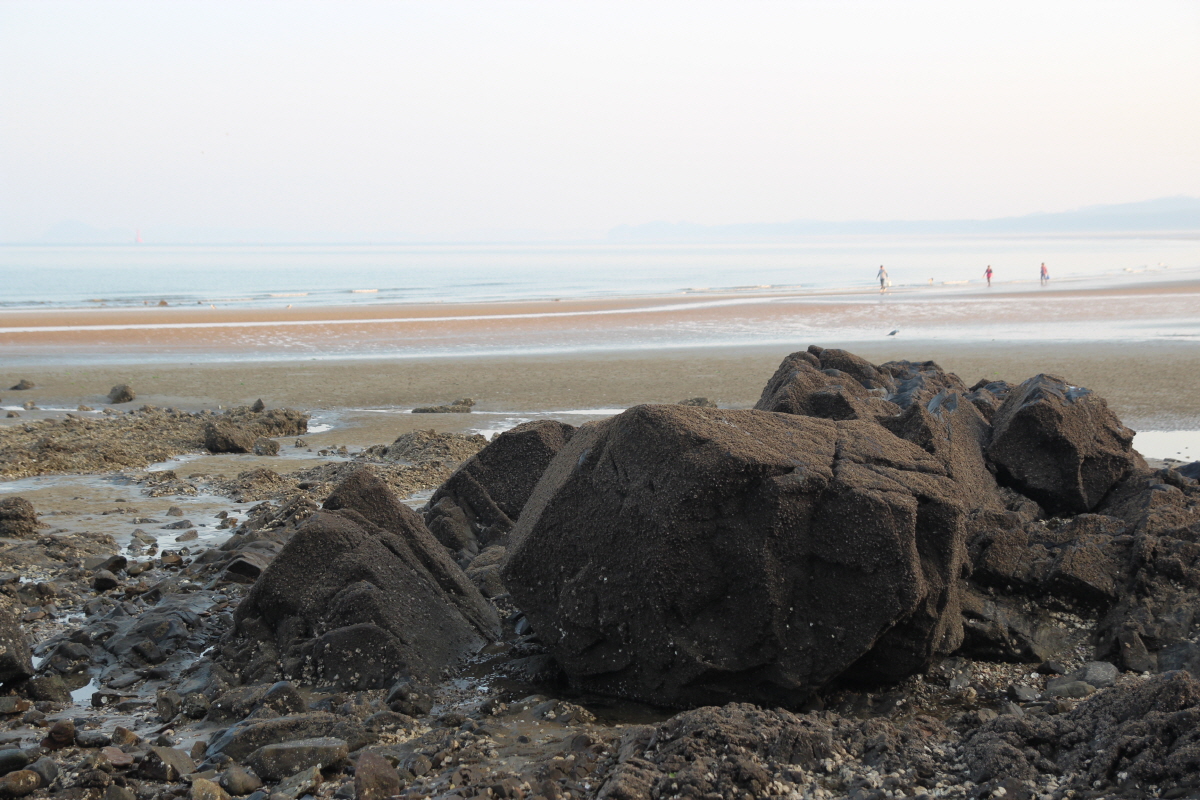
[1,236,1196,309]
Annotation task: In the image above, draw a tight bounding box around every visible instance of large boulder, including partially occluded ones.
[754,349,897,421]
[220,469,500,689]
[0,498,39,539]
[205,407,308,454]
[502,405,970,708]
[986,374,1145,513]
[425,420,575,560]
[0,600,33,685]
[107,384,136,404]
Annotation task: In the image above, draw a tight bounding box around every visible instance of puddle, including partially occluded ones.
[71,678,99,705]
[1135,430,1200,462]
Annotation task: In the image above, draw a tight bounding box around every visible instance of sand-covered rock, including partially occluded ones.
[0,498,40,539]
[0,599,34,684]
[503,405,970,707]
[220,469,499,689]
[0,404,307,479]
[425,420,575,561]
[107,384,136,404]
[987,374,1145,513]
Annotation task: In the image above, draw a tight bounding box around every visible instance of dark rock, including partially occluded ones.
[18,675,69,703]
[0,499,39,539]
[107,385,136,404]
[965,671,1200,793]
[503,405,971,707]
[425,420,576,556]
[959,590,1069,663]
[92,570,120,592]
[354,752,400,800]
[246,737,348,782]
[205,712,369,763]
[221,469,499,690]
[220,764,263,797]
[103,786,135,800]
[987,374,1145,513]
[251,399,266,412]
[385,678,433,717]
[0,750,29,777]
[26,758,55,788]
[0,603,33,684]
[44,719,73,747]
[205,421,256,454]
[139,746,197,782]
[1116,629,1157,673]
[8,381,33,391]
[157,689,183,722]
[252,438,279,457]
[754,350,894,420]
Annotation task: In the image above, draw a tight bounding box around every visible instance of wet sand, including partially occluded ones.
[4,340,1200,434]
[3,276,1200,361]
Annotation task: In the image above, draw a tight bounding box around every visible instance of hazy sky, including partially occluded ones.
[2,1,1198,241]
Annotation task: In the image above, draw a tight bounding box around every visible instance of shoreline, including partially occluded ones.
[2,276,1200,366]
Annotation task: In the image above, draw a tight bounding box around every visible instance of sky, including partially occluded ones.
[1,1,1198,242]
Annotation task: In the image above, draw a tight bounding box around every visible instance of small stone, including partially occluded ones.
[46,719,74,747]
[252,438,279,457]
[103,785,135,800]
[0,699,30,716]
[9,380,33,391]
[166,507,185,517]
[20,402,34,411]
[0,750,30,776]
[92,570,120,592]
[1045,679,1095,699]
[354,752,400,800]
[251,399,266,412]
[100,747,133,768]
[1008,684,1039,703]
[220,764,263,797]
[175,530,199,542]
[275,766,322,800]
[26,757,56,788]
[247,738,348,783]
[191,777,231,800]
[139,746,197,782]
[0,770,40,797]
[111,726,140,746]
[1075,661,1119,688]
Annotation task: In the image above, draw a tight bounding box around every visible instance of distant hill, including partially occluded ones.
[608,197,1200,242]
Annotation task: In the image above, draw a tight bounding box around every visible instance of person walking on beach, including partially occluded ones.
[1040,262,1049,286]
[877,265,888,293]
[984,265,993,287]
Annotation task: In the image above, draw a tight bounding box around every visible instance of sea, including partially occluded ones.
[1,235,1196,309]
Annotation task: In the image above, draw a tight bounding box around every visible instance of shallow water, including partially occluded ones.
[2,238,1195,309]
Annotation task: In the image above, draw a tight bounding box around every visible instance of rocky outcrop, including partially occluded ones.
[107,384,136,404]
[987,374,1144,513]
[219,469,500,690]
[425,420,575,563]
[204,407,307,454]
[413,398,475,414]
[0,498,40,539]
[503,405,970,707]
[0,600,33,684]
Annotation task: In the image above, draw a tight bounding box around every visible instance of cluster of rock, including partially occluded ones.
[0,403,308,479]
[412,398,476,414]
[6,345,1200,799]
[501,346,1148,710]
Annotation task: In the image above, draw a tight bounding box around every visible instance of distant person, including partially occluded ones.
[877,265,888,293]
[1040,262,1049,285]
[985,265,993,287]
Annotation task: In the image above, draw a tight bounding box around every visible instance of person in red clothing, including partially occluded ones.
[1040,262,1049,285]
[985,265,993,287]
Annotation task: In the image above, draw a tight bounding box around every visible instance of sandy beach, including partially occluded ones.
[3,276,1200,437]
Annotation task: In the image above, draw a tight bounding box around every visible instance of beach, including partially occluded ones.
[4,276,1200,437]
